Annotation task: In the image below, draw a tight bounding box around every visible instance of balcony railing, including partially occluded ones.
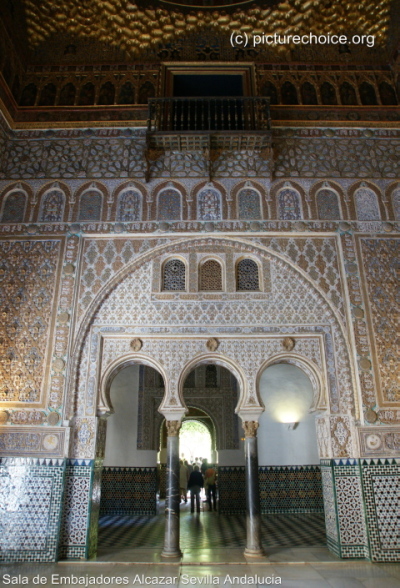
[148,96,271,133]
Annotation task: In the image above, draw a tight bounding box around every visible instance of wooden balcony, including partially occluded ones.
[146,97,271,151]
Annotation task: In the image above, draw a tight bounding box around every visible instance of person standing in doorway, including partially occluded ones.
[187,465,204,513]
[204,464,217,511]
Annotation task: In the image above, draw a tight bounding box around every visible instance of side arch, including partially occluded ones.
[256,353,328,414]
[99,354,169,416]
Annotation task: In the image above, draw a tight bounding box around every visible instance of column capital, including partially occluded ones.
[166,420,182,437]
[242,420,259,438]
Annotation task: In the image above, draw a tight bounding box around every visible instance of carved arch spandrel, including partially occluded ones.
[66,236,358,422]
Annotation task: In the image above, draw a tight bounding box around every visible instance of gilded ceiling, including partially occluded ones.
[17,0,392,62]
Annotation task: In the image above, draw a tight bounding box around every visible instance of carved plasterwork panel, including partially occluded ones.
[359,427,400,457]
[259,236,345,322]
[0,426,69,457]
[0,239,61,405]
[69,237,355,434]
[360,238,399,404]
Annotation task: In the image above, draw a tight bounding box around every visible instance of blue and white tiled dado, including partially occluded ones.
[0,457,66,563]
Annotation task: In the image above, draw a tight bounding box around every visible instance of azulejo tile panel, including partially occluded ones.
[219,466,324,515]
[0,457,65,563]
[321,459,370,560]
[259,465,324,514]
[59,459,94,560]
[361,458,400,562]
[100,467,157,516]
[218,467,246,514]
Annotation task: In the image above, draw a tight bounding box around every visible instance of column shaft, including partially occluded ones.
[162,422,181,558]
[243,422,264,556]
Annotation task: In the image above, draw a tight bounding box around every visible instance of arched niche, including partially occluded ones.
[103,363,163,467]
[257,362,320,466]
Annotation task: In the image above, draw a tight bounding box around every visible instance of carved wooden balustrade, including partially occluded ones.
[146,96,271,151]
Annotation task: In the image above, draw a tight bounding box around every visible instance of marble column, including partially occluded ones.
[243,421,264,556]
[161,420,182,558]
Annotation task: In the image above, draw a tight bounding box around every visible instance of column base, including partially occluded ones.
[244,547,265,558]
[161,549,182,559]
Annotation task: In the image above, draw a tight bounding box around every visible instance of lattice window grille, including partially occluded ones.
[278,188,302,220]
[236,259,260,291]
[237,188,262,220]
[40,189,64,222]
[200,260,223,291]
[117,189,141,222]
[162,259,186,291]
[158,189,182,221]
[197,188,222,221]
[79,190,102,221]
[316,189,341,220]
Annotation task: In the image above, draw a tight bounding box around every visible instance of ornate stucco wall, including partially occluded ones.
[0,108,398,562]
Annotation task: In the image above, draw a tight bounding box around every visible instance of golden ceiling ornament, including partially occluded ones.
[206,337,219,352]
[21,0,390,58]
[130,338,143,351]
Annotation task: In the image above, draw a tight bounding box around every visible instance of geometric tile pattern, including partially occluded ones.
[320,462,339,557]
[333,464,369,559]
[0,457,65,563]
[321,459,369,559]
[219,466,324,515]
[259,465,324,514]
[59,460,94,560]
[361,459,400,562]
[100,467,157,516]
[218,467,246,514]
[98,511,326,550]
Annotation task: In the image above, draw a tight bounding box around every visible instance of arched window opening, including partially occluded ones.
[158,188,181,221]
[236,258,260,291]
[1,190,27,223]
[98,81,115,105]
[138,81,155,104]
[38,83,56,107]
[237,188,262,220]
[117,189,141,222]
[340,82,357,105]
[200,259,223,291]
[354,187,380,221]
[40,189,65,222]
[197,187,222,221]
[301,82,318,105]
[78,82,95,106]
[281,81,298,105]
[118,82,135,104]
[59,83,76,106]
[379,82,397,106]
[278,188,302,220]
[316,188,341,220]
[78,189,102,221]
[320,81,337,105]
[359,82,378,105]
[162,259,186,291]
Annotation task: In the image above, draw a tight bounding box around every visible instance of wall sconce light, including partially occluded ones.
[287,422,298,430]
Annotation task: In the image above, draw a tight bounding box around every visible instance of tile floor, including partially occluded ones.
[1,503,399,587]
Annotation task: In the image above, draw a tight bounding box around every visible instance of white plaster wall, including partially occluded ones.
[104,364,157,467]
[258,364,320,465]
